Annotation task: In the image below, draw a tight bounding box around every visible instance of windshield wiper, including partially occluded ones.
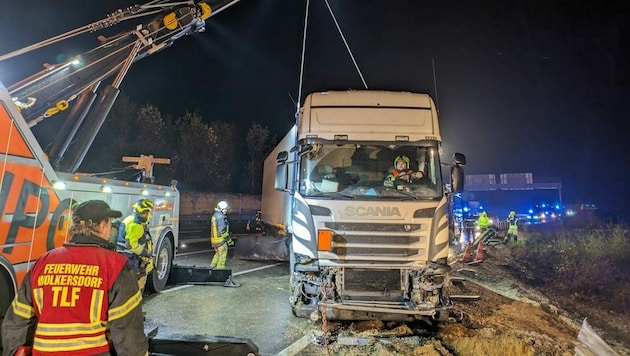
[382,187,419,199]
[306,191,356,199]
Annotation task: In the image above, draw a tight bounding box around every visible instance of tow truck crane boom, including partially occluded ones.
[1,1,262,354]
[1,0,240,172]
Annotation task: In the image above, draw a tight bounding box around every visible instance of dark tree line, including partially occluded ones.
[81,93,276,193]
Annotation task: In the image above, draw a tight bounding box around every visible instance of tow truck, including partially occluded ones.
[1,1,258,354]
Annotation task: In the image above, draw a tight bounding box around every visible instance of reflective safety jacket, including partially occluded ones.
[118,214,150,256]
[507,215,519,230]
[477,214,490,229]
[1,234,147,356]
[210,211,230,247]
[388,169,414,181]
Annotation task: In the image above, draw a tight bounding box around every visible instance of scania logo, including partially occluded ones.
[344,206,401,217]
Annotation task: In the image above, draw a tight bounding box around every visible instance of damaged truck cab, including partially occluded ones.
[263,90,465,322]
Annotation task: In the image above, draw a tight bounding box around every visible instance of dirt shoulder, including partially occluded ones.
[299,241,629,356]
[293,236,630,355]
[453,242,630,355]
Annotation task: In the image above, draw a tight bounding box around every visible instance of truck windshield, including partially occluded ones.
[298,143,443,200]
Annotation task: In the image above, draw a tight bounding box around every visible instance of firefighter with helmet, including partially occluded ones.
[210,200,233,269]
[386,155,424,184]
[117,198,155,290]
[1,200,147,355]
[506,211,519,243]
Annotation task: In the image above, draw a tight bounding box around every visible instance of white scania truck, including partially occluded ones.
[260,90,466,322]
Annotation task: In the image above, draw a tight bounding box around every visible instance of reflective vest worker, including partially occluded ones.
[386,155,424,183]
[1,200,147,356]
[210,200,233,269]
[477,211,490,230]
[506,211,519,242]
[117,198,154,290]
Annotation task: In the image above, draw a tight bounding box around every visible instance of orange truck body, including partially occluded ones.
[0,82,180,316]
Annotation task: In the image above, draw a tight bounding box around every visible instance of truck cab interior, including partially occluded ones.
[299,143,442,199]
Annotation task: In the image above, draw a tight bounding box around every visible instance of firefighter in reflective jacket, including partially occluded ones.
[506,211,519,242]
[1,200,147,356]
[386,155,424,183]
[476,211,490,243]
[117,198,154,290]
[210,201,233,269]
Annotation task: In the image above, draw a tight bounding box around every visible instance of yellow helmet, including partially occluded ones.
[134,199,154,214]
[394,155,410,167]
[510,211,516,216]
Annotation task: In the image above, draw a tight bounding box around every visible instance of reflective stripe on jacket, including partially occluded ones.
[118,215,148,255]
[392,169,413,177]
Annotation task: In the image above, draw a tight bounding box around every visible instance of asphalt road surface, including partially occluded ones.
[142,239,316,356]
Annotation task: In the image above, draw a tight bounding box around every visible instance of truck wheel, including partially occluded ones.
[146,237,173,293]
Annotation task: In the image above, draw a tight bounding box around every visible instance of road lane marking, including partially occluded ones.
[160,284,192,293]
[275,334,311,356]
[160,262,284,293]
[176,249,212,257]
[233,262,284,276]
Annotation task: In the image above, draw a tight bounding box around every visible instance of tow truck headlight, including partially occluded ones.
[52,180,67,190]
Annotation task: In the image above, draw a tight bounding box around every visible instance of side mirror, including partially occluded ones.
[451,165,464,194]
[453,152,466,166]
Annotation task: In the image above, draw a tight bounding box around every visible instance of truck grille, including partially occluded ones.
[344,269,401,292]
[324,222,427,260]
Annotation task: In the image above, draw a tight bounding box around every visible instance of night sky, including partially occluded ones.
[1,1,629,218]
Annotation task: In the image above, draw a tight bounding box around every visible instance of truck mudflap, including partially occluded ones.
[232,234,289,261]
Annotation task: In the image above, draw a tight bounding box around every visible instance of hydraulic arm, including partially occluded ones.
[1,0,240,172]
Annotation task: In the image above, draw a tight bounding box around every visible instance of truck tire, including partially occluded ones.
[146,237,173,293]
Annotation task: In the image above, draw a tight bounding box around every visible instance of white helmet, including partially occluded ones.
[216,200,229,212]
